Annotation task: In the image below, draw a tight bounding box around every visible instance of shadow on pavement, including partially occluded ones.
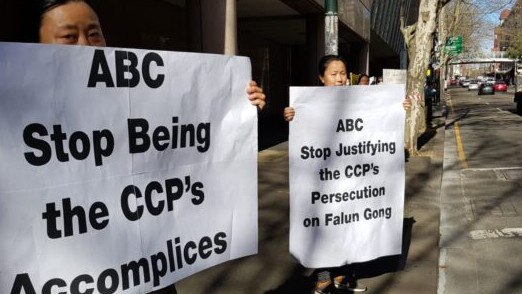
[263,217,415,294]
[417,128,438,151]
[263,266,313,294]
[349,217,415,279]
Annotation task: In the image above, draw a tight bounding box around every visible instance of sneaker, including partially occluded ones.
[311,289,329,294]
[312,282,334,294]
[333,277,367,292]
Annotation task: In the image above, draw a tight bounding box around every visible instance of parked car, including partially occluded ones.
[460,80,471,87]
[494,81,508,92]
[468,80,479,91]
[478,83,495,95]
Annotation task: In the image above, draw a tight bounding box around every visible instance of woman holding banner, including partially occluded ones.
[284,58,410,121]
[284,55,368,294]
[29,1,264,294]
[284,55,347,122]
[284,56,412,294]
[31,0,266,110]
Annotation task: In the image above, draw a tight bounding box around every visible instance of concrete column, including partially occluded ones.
[324,0,338,56]
[224,0,237,55]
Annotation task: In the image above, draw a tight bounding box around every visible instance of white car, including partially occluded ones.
[468,80,479,90]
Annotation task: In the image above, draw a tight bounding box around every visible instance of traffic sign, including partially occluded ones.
[445,36,462,54]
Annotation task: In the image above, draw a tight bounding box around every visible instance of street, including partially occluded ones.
[439,86,522,293]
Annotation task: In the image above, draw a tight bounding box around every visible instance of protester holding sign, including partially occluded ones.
[31,0,266,110]
[357,74,370,85]
[284,55,367,294]
[284,56,413,294]
[284,55,346,122]
[1,4,264,291]
[37,0,106,46]
[285,64,410,122]
[0,1,265,293]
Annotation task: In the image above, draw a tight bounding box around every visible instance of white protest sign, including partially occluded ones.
[289,85,405,268]
[383,69,407,85]
[0,42,258,293]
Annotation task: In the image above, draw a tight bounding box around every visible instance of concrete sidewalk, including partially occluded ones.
[175,111,446,294]
[438,88,522,294]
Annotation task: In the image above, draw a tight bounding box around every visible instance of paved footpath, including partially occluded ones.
[356,105,445,294]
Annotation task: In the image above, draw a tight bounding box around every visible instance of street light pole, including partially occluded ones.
[515,60,518,93]
[224,0,237,55]
[325,0,338,56]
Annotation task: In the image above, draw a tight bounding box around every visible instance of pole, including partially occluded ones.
[325,0,338,56]
[224,0,237,55]
[515,60,518,93]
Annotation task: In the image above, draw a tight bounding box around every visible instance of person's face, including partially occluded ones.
[358,76,369,85]
[319,60,347,87]
[39,1,106,46]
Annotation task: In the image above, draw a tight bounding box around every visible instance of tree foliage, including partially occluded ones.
[442,1,482,57]
[400,0,517,155]
[503,1,522,58]
[507,34,522,59]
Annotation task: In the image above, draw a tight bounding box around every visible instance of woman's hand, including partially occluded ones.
[403,97,412,111]
[284,107,295,121]
[246,80,266,110]
[403,94,421,111]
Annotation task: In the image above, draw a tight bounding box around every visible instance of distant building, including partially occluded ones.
[500,9,511,25]
[493,9,511,55]
[493,1,521,74]
[494,1,522,56]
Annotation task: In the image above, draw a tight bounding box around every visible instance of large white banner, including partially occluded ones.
[289,85,405,268]
[0,43,258,293]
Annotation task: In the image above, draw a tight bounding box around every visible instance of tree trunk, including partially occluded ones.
[404,0,439,155]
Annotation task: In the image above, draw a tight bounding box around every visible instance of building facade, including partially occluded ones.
[370,0,418,75]
[494,9,512,57]
[494,1,522,57]
[0,0,418,149]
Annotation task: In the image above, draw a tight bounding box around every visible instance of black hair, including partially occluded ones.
[41,0,95,12]
[22,0,97,43]
[357,74,369,84]
[318,55,347,77]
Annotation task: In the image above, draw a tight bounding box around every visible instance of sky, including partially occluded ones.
[477,0,515,54]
